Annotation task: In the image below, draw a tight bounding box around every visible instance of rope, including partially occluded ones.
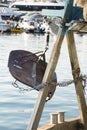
[16,33,50,65]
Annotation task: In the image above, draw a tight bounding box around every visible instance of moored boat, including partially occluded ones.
[19,13,48,33]
[0,7,14,32]
[9,1,65,12]
[11,27,23,33]
[22,20,46,34]
[0,16,11,32]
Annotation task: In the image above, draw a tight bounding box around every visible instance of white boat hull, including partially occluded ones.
[0,24,11,32]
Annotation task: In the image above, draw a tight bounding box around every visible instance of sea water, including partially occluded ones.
[0,32,87,130]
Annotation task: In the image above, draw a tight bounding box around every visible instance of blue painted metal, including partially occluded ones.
[63,0,74,23]
[72,7,83,20]
[63,0,83,23]
[42,0,83,21]
[42,7,83,19]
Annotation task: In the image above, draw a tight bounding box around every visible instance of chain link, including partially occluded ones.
[12,80,34,92]
[52,74,87,89]
[12,74,87,92]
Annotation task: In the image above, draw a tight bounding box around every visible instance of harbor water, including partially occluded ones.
[0,32,87,130]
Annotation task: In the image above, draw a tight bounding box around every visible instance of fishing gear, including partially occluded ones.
[8,34,57,101]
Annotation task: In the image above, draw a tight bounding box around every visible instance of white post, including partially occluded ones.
[58,111,65,123]
[50,113,58,124]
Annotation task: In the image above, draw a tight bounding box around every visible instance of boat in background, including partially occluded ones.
[9,1,64,12]
[19,19,46,33]
[0,6,26,32]
[0,15,11,32]
[0,7,13,32]
[18,13,49,33]
[0,3,8,7]
[0,7,14,19]
[10,28,22,33]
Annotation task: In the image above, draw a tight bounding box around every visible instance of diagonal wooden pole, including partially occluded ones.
[27,27,65,130]
[27,0,74,130]
[66,31,87,130]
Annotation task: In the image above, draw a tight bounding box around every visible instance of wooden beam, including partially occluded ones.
[66,31,87,130]
[27,27,65,130]
[27,1,74,130]
[38,117,81,130]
